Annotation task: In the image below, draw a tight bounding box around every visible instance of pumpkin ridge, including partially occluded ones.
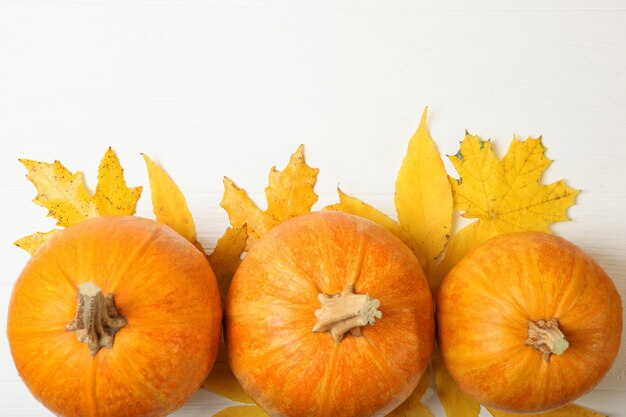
[549,254,578,318]
[249,260,319,305]
[346,233,368,288]
[316,220,337,292]
[34,345,80,409]
[111,341,175,411]
[87,355,98,417]
[363,333,409,386]
[53,254,79,294]
[107,225,160,293]
[277,258,322,298]
[238,331,316,369]
[315,342,340,417]
[8,325,67,335]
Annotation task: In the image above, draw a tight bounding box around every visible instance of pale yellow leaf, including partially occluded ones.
[324,188,414,249]
[212,406,268,417]
[14,229,60,255]
[386,368,434,417]
[387,403,434,417]
[20,159,97,227]
[265,144,319,221]
[429,220,498,294]
[395,107,453,276]
[433,347,481,417]
[449,134,578,234]
[221,177,276,248]
[142,154,202,252]
[488,404,605,417]
[209,226,248,299]
[204,343,254,404]
[94,147,142,215]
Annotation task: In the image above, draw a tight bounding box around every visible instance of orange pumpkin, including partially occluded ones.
[226,211,434,417]
[438,232,622,413]
[7,216,222,417]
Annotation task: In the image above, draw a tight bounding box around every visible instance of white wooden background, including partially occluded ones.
[1,0,625,415]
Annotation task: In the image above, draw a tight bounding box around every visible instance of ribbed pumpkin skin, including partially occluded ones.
[7,216,222,417]
[226,212,434,417]
[438,232,622,413]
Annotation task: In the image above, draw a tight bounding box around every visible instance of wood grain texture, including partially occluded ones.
[0,0,625,415]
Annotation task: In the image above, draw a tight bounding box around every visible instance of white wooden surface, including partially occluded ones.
[1,0,625,415]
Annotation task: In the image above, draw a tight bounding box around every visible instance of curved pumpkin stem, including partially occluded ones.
[66,282,127,356]
[312,285,382,343]
[525,318,569,362]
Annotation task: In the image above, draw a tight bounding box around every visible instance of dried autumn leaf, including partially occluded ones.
[142,154,204,253]
[221,177,276,246]
[488,404,605,417]
[395,107,453,276]
[20,159,97,227]
[432,347,481,417]
[16,148,142,255]
[204,343,254,404]
[94,147,142,215]
[386,368,433,417]
[221,145,318,249]
[209,225,248,299]
[324,188,413,249]
[212,406,269,417]
[13,230,60,255]
[265,144,319,220]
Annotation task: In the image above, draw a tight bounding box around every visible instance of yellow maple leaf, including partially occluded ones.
[14,230,60,255]
[208,225,248,299]
[94,147,142,215]
[204,342,254,404]
[395,107,453,275]
[221,145,318,249]
[142,154,204,253]
[221,177,276,247]
[433,347,481,417]
[265,144,319,220]
[386,368,433,417]
[20,158,98,227]
[449,134,578,234]
[212,406,269,417]
[488,404,605,417]
[16,148,142,254]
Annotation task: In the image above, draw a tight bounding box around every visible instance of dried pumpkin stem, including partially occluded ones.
[525,318,569,362]
[66,282,127,356]
[312,285,382,343]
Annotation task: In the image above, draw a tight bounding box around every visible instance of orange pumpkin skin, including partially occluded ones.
[438,232,623,413]
[226,212,434,417]
[7,216,222,417]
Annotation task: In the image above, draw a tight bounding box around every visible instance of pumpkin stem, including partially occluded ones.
[66,282,127,356]
[312,285,382,343]
[525,318,569,362]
